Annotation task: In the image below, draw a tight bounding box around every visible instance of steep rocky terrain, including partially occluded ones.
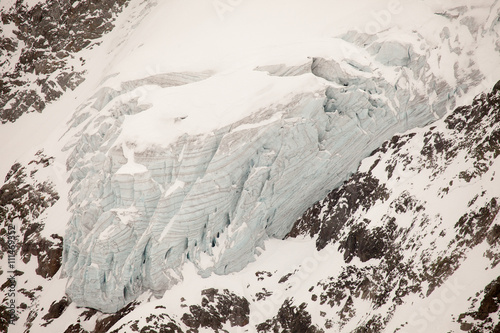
[58,0,500,310]
[285,81,500,332]
[0,151,61,332]
[2,79,498,333]
[0,0,132,123]
[1,0,500,332]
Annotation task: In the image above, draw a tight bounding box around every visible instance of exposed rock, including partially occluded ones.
[340,222,394,263]
[108,289,248,332]
[0,151,61,276]
[110,314,183,333]
[0,151,62,331]
[0,0,131,123]
[64,324,89,333]
[287,172,391,251]
[180,289,249,330]
[457,276,500,332]
[256,299,324,333]
[41,296,70,324]
[94,301,139,333]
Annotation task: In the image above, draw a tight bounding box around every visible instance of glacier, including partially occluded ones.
[0,0,499,330]
[60,31,464,312]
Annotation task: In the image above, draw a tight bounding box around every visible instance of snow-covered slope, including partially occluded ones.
[287,81,500,332]
[7,71,498,333]
[0,0,499,332]
[0,0,131,123]
[58,0,500,312]
[61,48,455,312]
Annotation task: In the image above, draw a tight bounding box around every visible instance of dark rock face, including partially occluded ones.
[107,306,184,333]
[287,172,390,250]
[110,314,184,333]
[180,289,250,331]
[286,81,500,330]
[64,324,89,333]
[455,198,500,248]
[41,296,70,323]
[458,276,500,332]
[94,301,139,333]
[256,299,323,333]
[0,150,61,277]
[0,151,61,332]
[0,0,130,123]
[108,289,249,333]
[0,305,12,333]
[59,301,141,333]
[340,222,392,263]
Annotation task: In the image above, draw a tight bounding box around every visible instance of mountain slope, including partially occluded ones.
[57,0,500,312]
[286,80,500,332]
[102,79,500,333]
[0,0,132,123]
[2,77,498,333]
[0,0,500,332]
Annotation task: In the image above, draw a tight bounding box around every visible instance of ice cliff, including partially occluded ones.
[60,31,467,312]
[1,0,499,328]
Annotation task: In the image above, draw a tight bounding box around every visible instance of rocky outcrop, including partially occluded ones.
[0,150,60,276]
[106,289,249,333]
[287,81,500,331]
[287,172,391,251]
[180,289,249,331]
[0,151,62,332]
[41,296,71,324]
[0,0,131,123]
[257,299,323,333]
[457,276,500,332]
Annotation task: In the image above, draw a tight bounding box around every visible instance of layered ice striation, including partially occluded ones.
[61,32,475,312]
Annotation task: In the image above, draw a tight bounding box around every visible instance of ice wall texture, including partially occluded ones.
[61,26,488,312]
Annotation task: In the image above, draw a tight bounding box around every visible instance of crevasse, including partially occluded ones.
[61,33,466,312]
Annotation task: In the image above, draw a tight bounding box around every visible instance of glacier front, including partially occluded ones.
[59,0,498,312]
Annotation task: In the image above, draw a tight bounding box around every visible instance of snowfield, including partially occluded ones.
[0,0,499,332]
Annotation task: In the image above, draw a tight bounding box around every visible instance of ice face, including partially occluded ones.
[60,29,484,312]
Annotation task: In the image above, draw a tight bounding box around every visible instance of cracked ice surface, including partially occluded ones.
[60,36,464,312]
[58,0,500,310]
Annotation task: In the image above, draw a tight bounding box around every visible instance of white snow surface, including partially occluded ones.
[1,0,500,328]
[55,0,500,312]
